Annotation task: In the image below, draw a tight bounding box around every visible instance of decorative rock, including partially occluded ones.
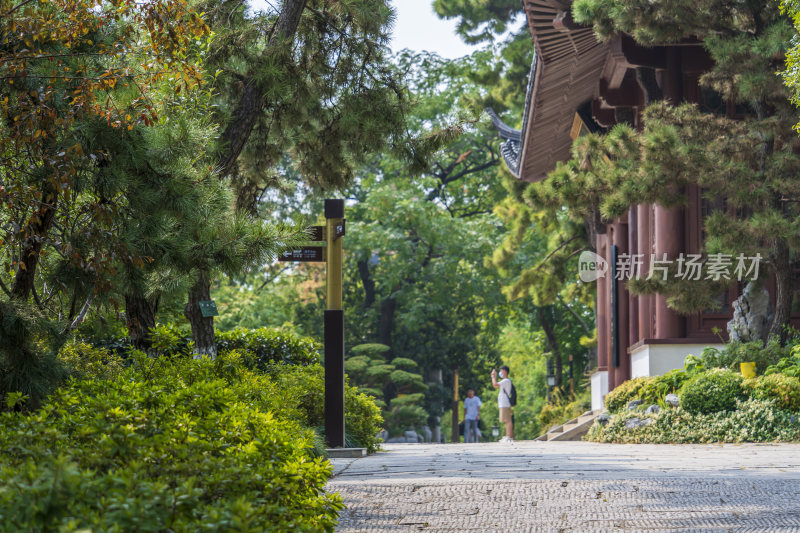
[404,430,419,443]
[665,394,679,407]
[646,404,661,415]
[627,400,644,410]
[728,280,773,342]
[625,417,652,430]
[597,413,610,426]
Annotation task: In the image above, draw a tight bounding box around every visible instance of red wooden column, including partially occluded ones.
[628,208,639,345]
[652,47,686,340]
[637,204,652,340]
[603,231,616,388]
[654,205,685,338]
[612,220,631,388]
[596,233,609,372]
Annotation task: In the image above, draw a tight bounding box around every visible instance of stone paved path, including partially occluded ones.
[326,441,800,532]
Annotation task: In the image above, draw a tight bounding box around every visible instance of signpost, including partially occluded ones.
[277,246,326,262]
[324,199,345,449]
[278,199,346,449]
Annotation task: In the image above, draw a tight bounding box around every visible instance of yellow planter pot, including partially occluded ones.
[740,362,756,379]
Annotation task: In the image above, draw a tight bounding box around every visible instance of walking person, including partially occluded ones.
[491,365,514,443]
[463,388,482,443]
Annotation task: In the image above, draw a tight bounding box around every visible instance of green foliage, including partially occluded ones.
[743,374,800,411]
[0,301,66,409]
[764,344,800,377]
[537,387,592,431]
[268,364,384,453]
[384,393,429,436]
[587,399,800,443]
[57,342,125,382]
[638,368,691,405]
[215,327,321,368]
[680,369,746,414]
[344,345,429,436]
[700,340,791,374]
[0,351,342,531]
[604,376,656,413]
[343,386,385,453]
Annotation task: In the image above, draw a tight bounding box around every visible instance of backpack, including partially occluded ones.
[503,381,517,407]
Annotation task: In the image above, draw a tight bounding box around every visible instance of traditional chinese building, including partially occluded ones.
[491,0,791,410]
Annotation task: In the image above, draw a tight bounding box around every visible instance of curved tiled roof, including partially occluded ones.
[496,0,609,182]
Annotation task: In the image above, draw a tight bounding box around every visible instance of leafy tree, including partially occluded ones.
[345,344,428,435]
[0,0,207,403]
[431,1,597,392]
[182,0,426,355]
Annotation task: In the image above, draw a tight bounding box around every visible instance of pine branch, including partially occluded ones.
[557,296,592,336]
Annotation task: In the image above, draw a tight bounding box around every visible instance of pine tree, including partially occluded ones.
[564,0,800,339]
[0,0,207,403]
[180,0,428,355]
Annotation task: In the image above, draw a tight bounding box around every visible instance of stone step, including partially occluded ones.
[538,409,604,441]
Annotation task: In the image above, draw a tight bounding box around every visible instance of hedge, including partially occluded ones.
[586,399,800,443]
[0,351,342,532]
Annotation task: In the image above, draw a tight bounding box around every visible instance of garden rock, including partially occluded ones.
[646,404,661,414]
[728,280,773,342]
[665,394,679,407]
[627,400,643,410]
[625,417,652,430]
[404,430,419,443]
[597,413,610,426]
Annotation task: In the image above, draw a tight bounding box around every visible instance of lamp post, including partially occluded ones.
[546,356,556,402]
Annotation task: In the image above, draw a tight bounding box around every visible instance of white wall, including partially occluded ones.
[591,370,609,411]
[630,343,725,378]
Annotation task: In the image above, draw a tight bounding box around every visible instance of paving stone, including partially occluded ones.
[327,441,800,531]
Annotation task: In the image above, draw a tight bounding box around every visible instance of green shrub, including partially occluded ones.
[0,351,342,532]
[638,368,690,406]
[743,374,800,411]
[765,344,800,378]
[538,387,592,431]
[680,369,746,414]
[90,325,320,368]
[57,341,125,381]
[700,339,790,374]
[345,386,384,452]
[604,377,655,413]
[271,365,384,453]
[216,326,320,367]
[586,399,800,443]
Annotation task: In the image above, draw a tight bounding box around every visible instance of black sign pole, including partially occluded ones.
[324,199,345,448]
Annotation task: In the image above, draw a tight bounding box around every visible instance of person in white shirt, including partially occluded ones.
[463,388,482,443]
[491,365,513,442]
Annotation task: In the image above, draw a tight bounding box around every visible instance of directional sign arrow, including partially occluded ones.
[278,246,326,262]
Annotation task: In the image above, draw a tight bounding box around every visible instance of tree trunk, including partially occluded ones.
[185,272,217,358]
[11,184,58,300]
[125,293,159,352]
[218,0,308,183]
[538,306,563,389]
[357,259,376,309]
[183,0,309,355]
[769,239,793,343]
[379,297,396,348]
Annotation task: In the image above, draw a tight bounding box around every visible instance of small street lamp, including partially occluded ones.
[491,425,500,438]
[546,374,556,387]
